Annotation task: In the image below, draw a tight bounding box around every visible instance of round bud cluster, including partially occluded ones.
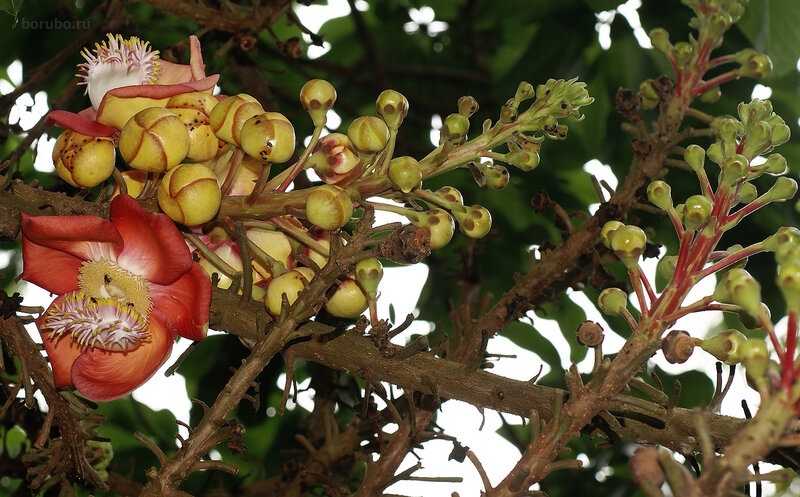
[240,112,296,164]
[699,329,747,365]
[166,92,221,162]
[300,79,337,127]
[157,162,222,226]
[598,287,628,316]
[305,184,353,230]
[119,107,190,172]
[661,329,694,364]
[52,130,116,188]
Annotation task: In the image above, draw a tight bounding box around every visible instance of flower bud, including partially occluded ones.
[609,224,647,268]
[720,154,748,185]
[355,258,383,295]
[736,182,757,204]
[376,89,409,130]
[209,94,263,146]
[766,227,800,259]
[157,162,222,226]
[684,144,706,173]
[483,164,510,190]
[661,329,694,364]
[714,268,762,317]
[658,255,678,281]
[300,225,330,268]
[576,320,604,347]
[770,123,791,147]
[436,186,464,206]
[442,113,470,143]
[682,194,713,230]
[712,116,741,145]
[706,142,723,165]
[240,112,296,163]
[776,260,800,311]
[738,53,772,79]
[388,156,422,193]
[762,154,787,175]
[452,205,492,239]
[598,288,628,316]
[499,101,518,123]
[700,329,747,365]
[410,208,455,249]
[166,92,221,162]
[325,277,368,318]
[458,96,479,117]
[119,107,190,172]
[672,42,693,67]
[265,267,314,316]
[646,180,672,210]
[306,184,353,230]
[648,28,671,54]
[308,133,361,184]
[347,116,390,153]
[247,229,293,280]
[737,302,770,329]
[504,149,540,172]
[765,177,798,202]
[52,129,115,188]
[740,338,770,385]
[600,221,624,249]
[699,86,721,104]
[300,79,337,127]
[110,170,147,199]
[514,81,535,102]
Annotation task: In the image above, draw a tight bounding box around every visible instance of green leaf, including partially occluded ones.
[0,0,23,19]
[489,23,539,80]
[737,0,800,77]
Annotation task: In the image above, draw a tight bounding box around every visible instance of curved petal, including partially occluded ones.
[150,263,210,341]
[20,212,122,263]
[36,295,84,388]
[20,237,82,294]
[158,35,208,84]
[110,195,193,285]
[70,309,177,402]
[46,110,116,137]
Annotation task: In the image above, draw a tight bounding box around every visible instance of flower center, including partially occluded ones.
[44,292,149,352]
[78,259,152,317]
[77,34,161,110]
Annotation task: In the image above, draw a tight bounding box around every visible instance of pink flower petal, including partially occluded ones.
[20,212,122,263]
[36,296,84,388]
[150,264,210,341]
[70,309,177,402]
[110,195,193,285]
[46,110,116,137]
[158,35,208,84]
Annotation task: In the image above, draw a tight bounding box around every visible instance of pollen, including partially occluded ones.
[78,259,152,316]
[44,292,150,352]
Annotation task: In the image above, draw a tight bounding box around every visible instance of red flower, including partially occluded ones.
[20,195,211,402]
[47,34,220,136]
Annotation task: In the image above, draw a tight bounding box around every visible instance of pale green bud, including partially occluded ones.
[684,144,706,172]
[737,182,757,204]
[682,194,713,230]
[776,260,800,311]
[763,154,787,175]
[700,329,747,365]
[658,255,678,281]
[672,42,693,67]
[649,28,672,54]
[598,287,628,316]
[707,142,724,165]
[610,225,647,268]
[601,221,624,249]
[714,268,763,316]
[741,338,770,385]
[738,53,772,79]
[765,177,798,202]
[647,180,673,210]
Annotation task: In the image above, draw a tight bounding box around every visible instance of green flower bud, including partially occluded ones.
[682,194,713,230]
[598,287,628,316]
[348,116,390,154]
[738,53,772,79]
[765,177,798,202]
[610,225,647,268]
[300,79,337,127]
[658,255,678,281]
[672,42,693,67]
[458,96,479,117]
[376,89,409,130]
[240,112,296,163]
[706,142,724,165]
[649,28,672,54]
[308,133,361,184]
[388,156,422,193]
[483,164,510,190]
[601,221,624,249]
[763,154,787,175]
[639,79,659,101]
[738,302,770,329]
[699,86,721,104]
[712,116,740,144]
[662,329,694,364]
[720,154,748,185]
[442,113,470,143]
[355,258,383,295]
[435,186,464,206]
[453,204,492,238]
[733,48,757,65]
[515,81,535,102]
[742,121,771,160]
[771,123,791,147]
[700,329,747,365]
[714,268,762,317]
[765,227,800,258]
[776,260,800,311]
[505,149,540,172]
[647,180,672,210]
[737,182,757,204]
[740,338,770,386]
[306,184,353,230]
[684,144,706,172]
[709,12,732,35]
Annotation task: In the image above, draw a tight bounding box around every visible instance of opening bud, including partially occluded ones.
[300,79,337,127]
[348,116,390,153]
[53,130,115,188]
[700,329,747,365]
[376,89,409,130]
[598,287,628,316]
[388,156,422,193]
[646,180,672,210]
[119,107,190,172]
[305,184,353,230]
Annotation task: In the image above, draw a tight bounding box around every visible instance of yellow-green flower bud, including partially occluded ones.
[157,162,222,226]
[436,186,464,206]
[209,94,263,146]
[776,260,800,311]
[706,142,724,165]
[661,329,694,364]
[646,180,672,210]
[648,28,671,54]
[308,133,361,184]
[714,268,762,316]
[738,53,772,79]
[499,101,518,123]
[609,224,647,268]
[699,86,721,104]
[598,287,628,316]
[52,129,115,188]
[737,302,771,329]
[737,182,757,204]
[376,89,409,130]
[119,107,190,172]
[682,194,713,230]
[325,277,368,318]
[672,42,693,67]
[505,149,540,172]
[442,113,470,143]
[240,112,296,163]
[742,121,772,160]
[388,156,422,193]
[762,154,787,175]
[684,144,706,172]
[658,255,678,281]
[305,184,353,230]
[766,227,800,259]
[638,80,659,110]
[457,96,479,118]
[265,267,315,316]
[166,92,221,163]
[700,329,747,365]
[347,116,390,153]
[771,123,791,147]
[484,164,510,190]
[410,208,455,249]
[300,79,337,127]
[456,205,492,238]
[720,154,748,185]
[600,220,624,249]
[740,338,770,386]
[765,177,798,202]
[355,258,383,295]
[515,81,535,102]
[712,117,741,145]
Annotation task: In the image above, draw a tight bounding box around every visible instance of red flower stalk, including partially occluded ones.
[20,195,211,401]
